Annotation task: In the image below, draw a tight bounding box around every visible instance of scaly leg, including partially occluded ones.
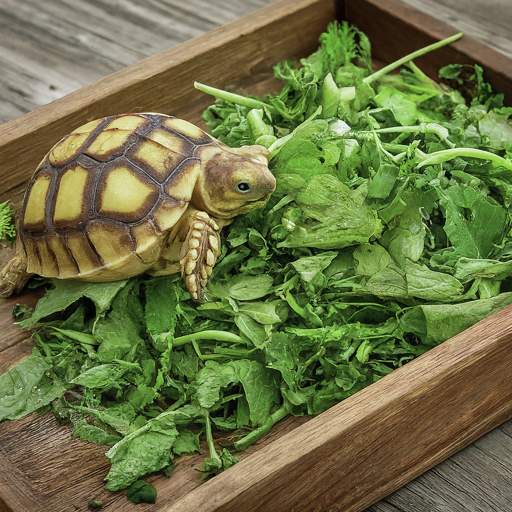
[180,211,221,300]
[0,238,34,298]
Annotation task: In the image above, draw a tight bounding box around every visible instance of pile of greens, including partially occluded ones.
[2,21,512,503]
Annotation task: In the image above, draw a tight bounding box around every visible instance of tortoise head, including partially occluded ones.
[193,144,276,219]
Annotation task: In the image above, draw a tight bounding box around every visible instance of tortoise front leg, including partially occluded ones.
[180,211,222,300]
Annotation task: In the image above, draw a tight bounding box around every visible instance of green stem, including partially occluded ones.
[405,61,443,92]
[363,32,463,85]
[51,327,99,345]
[247,108,274,139]
[171,330,246,347]
[234,404,289,452]
[360,124,455,148]
[417,148,512,170]
[205,412,221,464]
[381,142,412,153]
[194,82,278,114]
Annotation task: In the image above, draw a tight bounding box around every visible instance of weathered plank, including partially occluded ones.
[2,1,512,511]
[0,408,311,511]
[402,0,512,60]
[0,0,277,123]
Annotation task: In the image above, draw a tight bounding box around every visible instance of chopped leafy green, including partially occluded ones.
[0,348,68,422]
[2,20,512,506]
[72,419,122,446]
[126,480,157,504]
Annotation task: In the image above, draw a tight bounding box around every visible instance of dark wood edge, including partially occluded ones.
[165,304,512,511]
[1,1,512,510]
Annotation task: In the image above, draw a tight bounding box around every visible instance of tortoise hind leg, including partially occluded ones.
[0,239,33,298]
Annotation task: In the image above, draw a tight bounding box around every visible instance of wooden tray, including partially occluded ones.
[2,0,512,510]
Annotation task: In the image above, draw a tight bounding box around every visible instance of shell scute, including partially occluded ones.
[35,238,59,276]
[162,117,212,144]
[104,115,147,132]
[53,164,90,229]
[71,118,105,135]
[153,198,188,233]
[86,220,135,265]
[46,232,79,278]
[127,137,186,183]
[23,171,52,233]
[66,233,103,274]
[164,159,200,201]
[131,220,165,264]
[97,160,160,223]
[49,132,91,167]
[146,128,194,155]
[85,128,135,162]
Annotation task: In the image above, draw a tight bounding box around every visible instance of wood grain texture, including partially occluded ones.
[2,1,512,511]
[401,0,512,61]
[0,0,277,124]
[0,409,311,511]
[344,0,512,98]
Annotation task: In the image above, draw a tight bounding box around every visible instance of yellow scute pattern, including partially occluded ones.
[131,221,163,264]
[147,129,189,154]
[87,221,134,264]
[165,160,200,201]
[71,118,104,134]
[99,165,156,215]
[49,132,90,166]
[163,118,207,140]
[53,165,88,223]
[86,130,132,159]
[24,174,51,227]
[153,199,187,232]
[106,115,146,131]
[131,139,183,181]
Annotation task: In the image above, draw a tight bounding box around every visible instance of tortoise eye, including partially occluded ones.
[237,181,250,193]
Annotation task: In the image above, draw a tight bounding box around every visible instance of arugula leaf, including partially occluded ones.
[228,274,273,300]
[401,293,512,344]
[95,282,145,362]
[230,360,279,426]
[440,183,507,259]
[279,175,382,249]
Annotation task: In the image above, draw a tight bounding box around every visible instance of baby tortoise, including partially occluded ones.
[0,113,276,300]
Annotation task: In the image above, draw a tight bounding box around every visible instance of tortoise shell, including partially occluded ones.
[19,113,224,281]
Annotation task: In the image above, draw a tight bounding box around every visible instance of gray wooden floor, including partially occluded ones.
[1,0,512,511]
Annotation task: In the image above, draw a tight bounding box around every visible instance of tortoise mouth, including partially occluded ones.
[247,191,273,205]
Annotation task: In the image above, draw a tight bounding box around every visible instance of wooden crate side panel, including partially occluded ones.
[168,304,512,511]
[0,0,337,204]
[345,0,512,95]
